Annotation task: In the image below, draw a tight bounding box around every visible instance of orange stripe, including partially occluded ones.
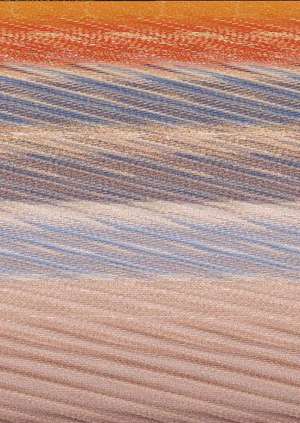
[0,1,299,64]
[1,1,299,22]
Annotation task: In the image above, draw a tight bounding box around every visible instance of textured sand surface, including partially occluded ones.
[0,277,300,423]
[0,2,299,420]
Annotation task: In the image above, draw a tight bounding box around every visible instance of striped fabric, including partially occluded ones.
[1,2,300,422]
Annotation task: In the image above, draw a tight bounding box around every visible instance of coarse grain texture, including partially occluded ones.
[0,1,300,422]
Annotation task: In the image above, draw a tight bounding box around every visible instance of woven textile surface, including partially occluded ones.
[0,1,300,422]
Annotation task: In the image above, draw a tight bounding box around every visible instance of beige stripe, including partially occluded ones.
[0,277,299,422]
